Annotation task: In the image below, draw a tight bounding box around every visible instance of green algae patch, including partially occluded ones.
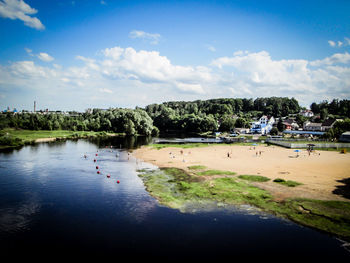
[196,170,237,176]
[137,167,350,240]
[238,175,270,182]
[273,178,302,187]
[187,165,207,170]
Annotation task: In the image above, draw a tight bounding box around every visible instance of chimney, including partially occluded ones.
[34,101,36,112]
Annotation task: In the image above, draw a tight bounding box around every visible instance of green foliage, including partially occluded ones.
[0,108,157,136]
[145,97,301,133]
[269,127,278,135]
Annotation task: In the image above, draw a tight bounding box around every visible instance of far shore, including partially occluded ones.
[133,144,350,202]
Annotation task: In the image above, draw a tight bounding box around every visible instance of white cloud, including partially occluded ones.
[100,0,106,5]
[99,88,113,93]
[310,52,350,66]
[0,0,44,30]
[37,52,54,62]
[328,37,350,48]
[328,40,336,47]
[211,50,350,105]
[1,47,350,110]
[129,30,161,45]
[206,45,216,52]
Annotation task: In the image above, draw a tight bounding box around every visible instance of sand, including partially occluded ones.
[132,144,350,202]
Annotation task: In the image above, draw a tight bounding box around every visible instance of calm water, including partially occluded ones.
[0,138,349,260]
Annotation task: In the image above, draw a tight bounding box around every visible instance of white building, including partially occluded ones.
[300,110,314,118]
[251,116,275,134]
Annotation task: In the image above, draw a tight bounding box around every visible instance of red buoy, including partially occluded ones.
[96,166,99,169]
[117,180,120,184]
[97,171,100,174]
[96,153,98,156]
[107,174,111,178]
[94,159,96,162]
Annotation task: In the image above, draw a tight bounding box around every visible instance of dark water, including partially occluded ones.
[0,138,349,260]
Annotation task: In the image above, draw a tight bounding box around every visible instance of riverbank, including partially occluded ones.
[0,128,124,149]
[133,143,350,239]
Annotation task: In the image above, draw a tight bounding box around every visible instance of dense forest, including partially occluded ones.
[0,108,158,136]
[310,99,350,120]
[145,97,300,133]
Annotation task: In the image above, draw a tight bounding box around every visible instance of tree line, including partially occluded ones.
[2,97,350,139]
[0,108,159,136]
[145,97,300,133]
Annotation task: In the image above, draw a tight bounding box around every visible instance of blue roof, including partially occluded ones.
[283,130,325,135]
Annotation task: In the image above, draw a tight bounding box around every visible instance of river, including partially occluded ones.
[0,137,349,259]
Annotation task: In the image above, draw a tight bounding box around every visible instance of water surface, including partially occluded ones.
[0,138,349,259]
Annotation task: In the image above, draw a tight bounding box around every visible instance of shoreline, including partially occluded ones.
[133,143,350,239]
[133,144,350,202]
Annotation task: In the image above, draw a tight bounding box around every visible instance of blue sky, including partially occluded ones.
[0,0,349,111]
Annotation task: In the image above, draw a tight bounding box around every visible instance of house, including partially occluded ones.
[251,115,275,134]
[303,121,322,131]
[282,119,299,130]
[339,131,350,142]
[321,118,337,131]
[300,110,314,118]
[303,118,337,132]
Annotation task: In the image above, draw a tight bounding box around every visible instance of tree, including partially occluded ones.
[270,127,278,135]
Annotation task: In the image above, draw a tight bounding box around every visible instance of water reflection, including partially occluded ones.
[0,195,40,234]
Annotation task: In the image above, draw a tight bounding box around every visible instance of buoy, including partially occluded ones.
[96,166,99,169]
[94,159,96,162]
[97,171,100,174]
[96,153,98,156]
[117,180,120,184]
[107,174,110,178]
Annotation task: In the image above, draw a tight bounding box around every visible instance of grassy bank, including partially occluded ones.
[0,128,122,149]
[137,167,350,240]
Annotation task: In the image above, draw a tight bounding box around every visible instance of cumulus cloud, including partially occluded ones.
[0,0,44,30]
[211,50,350,105]
[129,30,161,45]
[37,52,54,62]
[328,37,350,48]
[328,40,336,47]
[25,49,54,62]
[1,46,350,110]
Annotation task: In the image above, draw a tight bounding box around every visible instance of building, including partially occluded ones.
[321,118,337,131]
[282,119,299,130]
[339,131,350,142]
[299,110,314,118]
[251,115,275,134]
[303,118,337,132]
[303,121,322,131]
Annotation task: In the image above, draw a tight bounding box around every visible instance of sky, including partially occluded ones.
[0,0,349,111]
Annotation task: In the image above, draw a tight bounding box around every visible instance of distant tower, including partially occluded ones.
[34,101,36,112]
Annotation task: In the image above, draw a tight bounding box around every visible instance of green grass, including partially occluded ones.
[196,170,237,176]
[137,167,350,239]
[273,178,302,187]
[238,175,270,182]
[187,165,207,170]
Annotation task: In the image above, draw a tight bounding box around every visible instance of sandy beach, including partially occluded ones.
[133,144,350,202]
